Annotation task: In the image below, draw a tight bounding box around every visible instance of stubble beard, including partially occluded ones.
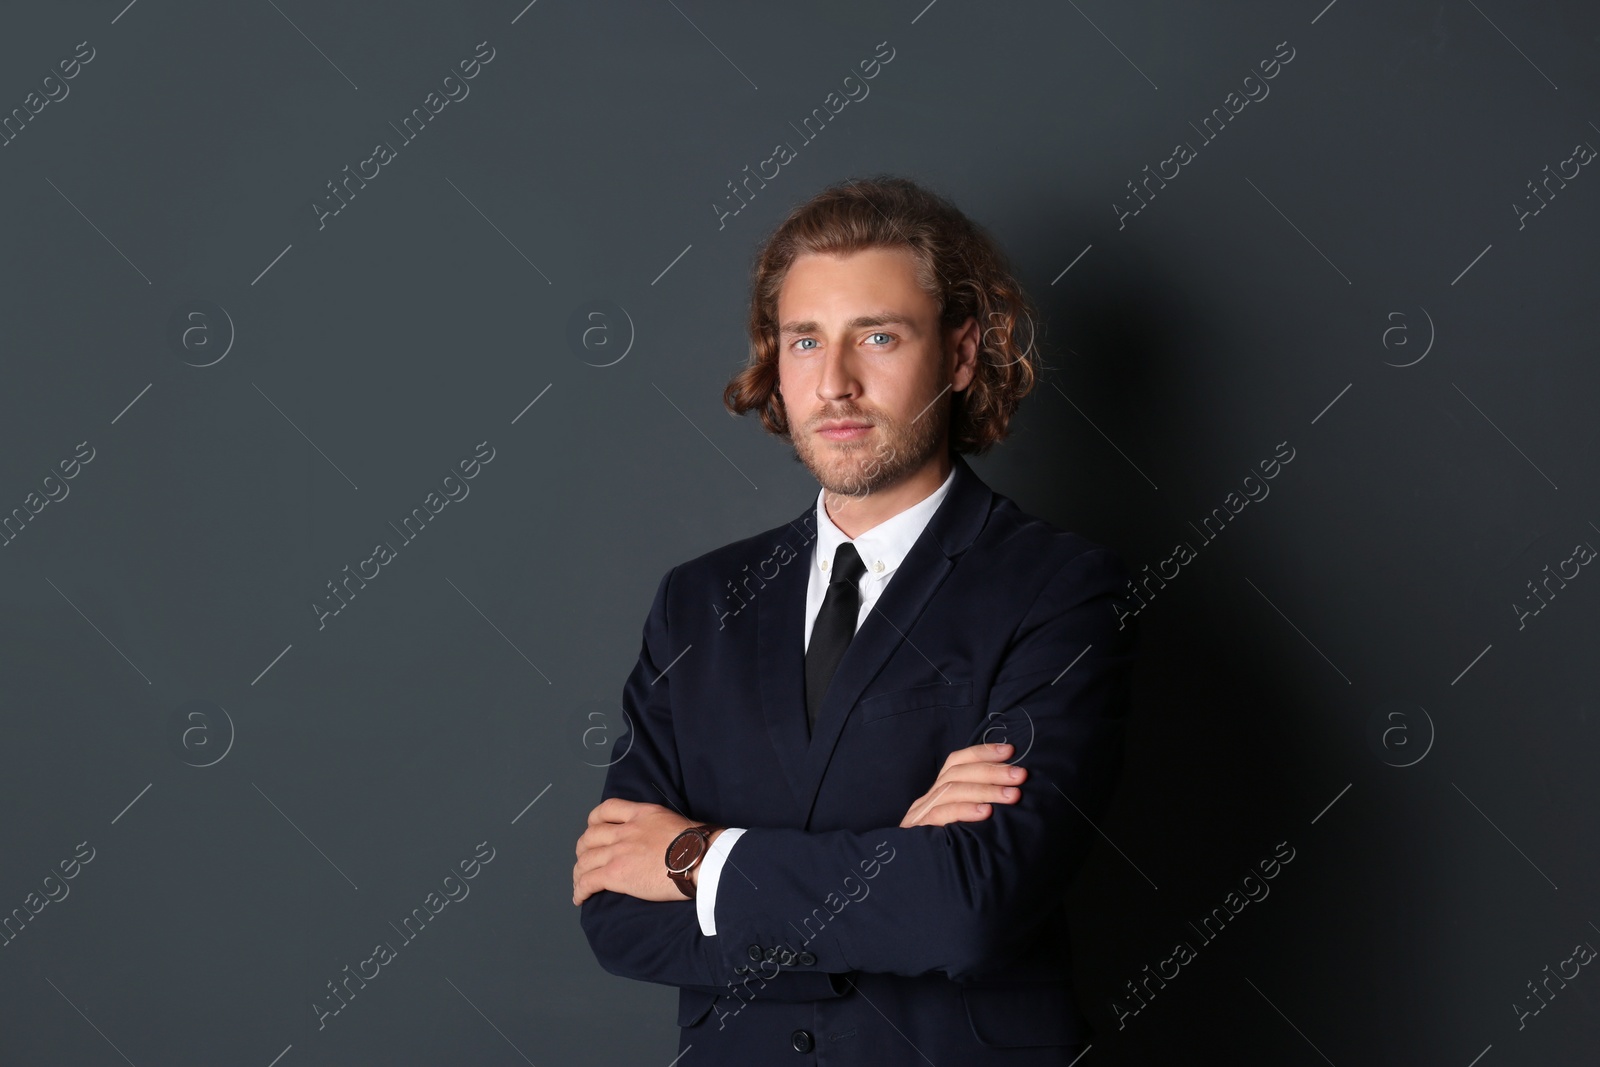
[791,392,949,519]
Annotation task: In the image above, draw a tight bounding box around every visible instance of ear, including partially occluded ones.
[948,316,980,393]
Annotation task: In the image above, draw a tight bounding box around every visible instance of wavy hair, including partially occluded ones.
[722,176,1040,456]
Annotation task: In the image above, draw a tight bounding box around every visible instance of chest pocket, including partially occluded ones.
[857,681,973,723]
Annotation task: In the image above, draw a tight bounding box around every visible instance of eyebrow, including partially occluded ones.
[778,314,916,336]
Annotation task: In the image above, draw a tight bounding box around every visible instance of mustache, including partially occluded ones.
[808,409,878,428]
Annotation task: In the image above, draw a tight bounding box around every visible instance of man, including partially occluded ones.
[574,176,1139,1064]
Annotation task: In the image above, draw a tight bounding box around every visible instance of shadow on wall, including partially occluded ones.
[997,221,1365,1060]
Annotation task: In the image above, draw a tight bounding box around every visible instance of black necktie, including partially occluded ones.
[805,541,867,734]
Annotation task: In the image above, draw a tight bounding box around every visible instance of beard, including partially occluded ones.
[789,389,949,515]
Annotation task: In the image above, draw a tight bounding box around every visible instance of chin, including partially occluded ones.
[828,459,897,498]
[797,427,903,491]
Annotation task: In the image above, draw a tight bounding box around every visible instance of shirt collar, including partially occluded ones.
[813,464,958,582]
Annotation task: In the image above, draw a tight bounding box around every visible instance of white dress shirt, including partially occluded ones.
[694,464,957,936]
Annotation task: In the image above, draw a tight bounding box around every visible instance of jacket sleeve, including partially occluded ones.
[577,565,850,1001]
[707,547,1139,984]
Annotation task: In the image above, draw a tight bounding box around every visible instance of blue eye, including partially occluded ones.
[794,337,818,351]
[867,332,892,345]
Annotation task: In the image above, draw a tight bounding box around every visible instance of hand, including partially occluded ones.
[572,798,698,906]
[899,742,1026,828]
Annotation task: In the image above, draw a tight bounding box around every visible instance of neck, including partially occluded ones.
[824,451,953,539]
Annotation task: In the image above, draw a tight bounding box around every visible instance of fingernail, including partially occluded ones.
[1003,787,1018,799]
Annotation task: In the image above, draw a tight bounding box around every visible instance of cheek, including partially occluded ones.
[776,374,806,423]
[779,354,818,395]
[775,368,798,407]
[887,351,941,406]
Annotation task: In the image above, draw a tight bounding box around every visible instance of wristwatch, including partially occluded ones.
[665,823,723,899]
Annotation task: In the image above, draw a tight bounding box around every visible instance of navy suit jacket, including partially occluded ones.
[580,452,1139,1064]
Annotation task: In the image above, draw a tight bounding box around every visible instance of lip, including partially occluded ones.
[817,421,872,441]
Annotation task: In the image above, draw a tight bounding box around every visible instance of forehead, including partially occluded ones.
[776,247,935,321]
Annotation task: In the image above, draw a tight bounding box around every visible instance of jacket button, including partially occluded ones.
[733,965,750,975]
[765,946,780,961]
[798,951,816,966]
[778,948,796,965]
[790,1028,814,1053]
[748,944,763,961]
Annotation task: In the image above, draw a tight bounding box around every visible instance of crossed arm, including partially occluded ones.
[572,742,1024,905]
[575,548,1136,990]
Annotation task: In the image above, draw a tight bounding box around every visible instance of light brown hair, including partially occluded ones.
[722,176,1040,456]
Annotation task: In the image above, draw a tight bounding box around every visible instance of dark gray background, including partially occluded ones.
[2,1,1596,1064]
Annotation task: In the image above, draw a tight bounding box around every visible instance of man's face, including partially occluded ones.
[775,246,976,502]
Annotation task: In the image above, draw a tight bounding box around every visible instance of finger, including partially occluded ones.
[575,823,618,858]
[909,802,996,828]
[590,797,657,825]
[927,782,1022,807]
[589,798,633,825]
[941,742,1014,772]
[943,742,1011,768]
[902,778,1017,827]
[900,799,933,828]
[573,844,610,879]
[574,870,596,905]
[933,761,1028,790]
[902,781,957,824]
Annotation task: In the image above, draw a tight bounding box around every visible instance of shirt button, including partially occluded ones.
[790,1029,814,1053]
[873,560,885,572]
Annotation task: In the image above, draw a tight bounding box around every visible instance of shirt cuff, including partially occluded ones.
[694,827,746,937]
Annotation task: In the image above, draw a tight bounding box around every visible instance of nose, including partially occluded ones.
[816,344,860,403]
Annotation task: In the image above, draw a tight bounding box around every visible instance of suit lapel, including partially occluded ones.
[756,454,995,826]
[756,514,822,811]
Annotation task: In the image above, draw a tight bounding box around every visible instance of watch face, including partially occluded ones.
[666,829,707,873]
